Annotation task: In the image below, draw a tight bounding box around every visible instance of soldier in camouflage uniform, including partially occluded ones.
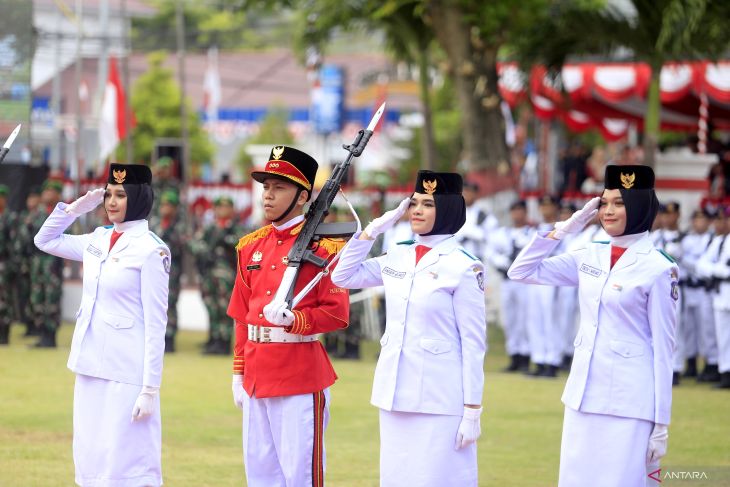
[189,196,243,355]
[29,180,65,348]
[152,157,182,216]
[149,189,185,353]
[0,185,12,344]
[14,186,42,336]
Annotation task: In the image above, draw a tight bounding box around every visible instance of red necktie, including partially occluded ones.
[415,245,431,265]
[610,245,627,269]
[109,230,123,251]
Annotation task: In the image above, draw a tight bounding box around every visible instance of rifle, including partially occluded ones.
[0,124,21,164]
[273,103,386,308]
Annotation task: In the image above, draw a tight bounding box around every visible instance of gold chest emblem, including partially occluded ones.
[282,256,289,265]
[252,251,263,262]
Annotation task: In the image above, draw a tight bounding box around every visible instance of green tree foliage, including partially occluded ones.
[514,0,730,166]
[235,107,294,180]
[120,52,212,166]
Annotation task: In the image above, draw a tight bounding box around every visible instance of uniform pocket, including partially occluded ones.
[101,311,135,330]
[420,338,452,355]
[609,339,645,358]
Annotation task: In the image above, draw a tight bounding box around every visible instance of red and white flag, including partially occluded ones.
[99,57,134,161]
[202,47,221,123]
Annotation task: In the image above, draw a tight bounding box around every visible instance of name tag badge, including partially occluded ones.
[86,244,102,258]
[246,264,261,271]
[382,267,406,279]
[579,263,601,278]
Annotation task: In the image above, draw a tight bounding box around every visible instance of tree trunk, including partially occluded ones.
[417,47,437,171]
[426,1,509,172]
[642,65,661,168]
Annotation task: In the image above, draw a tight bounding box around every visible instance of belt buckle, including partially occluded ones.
[261,327,271,343]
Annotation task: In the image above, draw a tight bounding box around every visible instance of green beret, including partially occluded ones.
[214,196,234,207]
[160,190,180,205]
[0,184,8,196]
[42,179,64,193]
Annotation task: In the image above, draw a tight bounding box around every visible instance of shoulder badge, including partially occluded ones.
[460,249,478,261]
[396,239,416,245]
[236,225,273,250]
[317,237,346,255]
[472,265,485,291]
[657,249,676,263]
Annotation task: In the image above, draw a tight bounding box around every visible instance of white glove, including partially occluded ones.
[263,300,295,327]
[553,197,600,239]
[232,375,245,410]
[455,406,482,450]
[65,188,105,216]
[646,423,668,465]
[363,198,411,239]
[131,386,158,422]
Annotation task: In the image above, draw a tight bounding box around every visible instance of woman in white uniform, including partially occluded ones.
[508,164,677,487]
[332,171,487,487]
[34,164,170,487]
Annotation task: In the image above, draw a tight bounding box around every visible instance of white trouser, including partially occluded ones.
[714,309,730,374]
[557,286,579,356]
[683,287,718,364]
[500,279,530,356]
[672,290,685,372]
[242,389,330,487]
[527,284,562,366]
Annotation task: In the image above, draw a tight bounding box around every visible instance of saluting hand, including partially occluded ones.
[552,196,600,239]
[65,188,106,216]
[362,197,411,240]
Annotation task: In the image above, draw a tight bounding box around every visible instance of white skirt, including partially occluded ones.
[73,374,162,487]
[379,410,477,487]
[559,407,657,487]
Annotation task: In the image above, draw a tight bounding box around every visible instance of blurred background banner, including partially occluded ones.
[0,0,33,164]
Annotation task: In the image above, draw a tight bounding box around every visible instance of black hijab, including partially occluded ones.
[603,164,658,236]
[413,170,466,236]
[106,163,154,222]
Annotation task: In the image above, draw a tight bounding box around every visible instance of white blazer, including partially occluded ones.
[508,233,677,425]
[332,234,487,416]
[34,203,170,387]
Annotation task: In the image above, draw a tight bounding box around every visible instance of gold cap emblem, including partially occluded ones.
[423,179,437,195]
[112,169,126,184]
[620,172,635,189]
[272,146,285,160]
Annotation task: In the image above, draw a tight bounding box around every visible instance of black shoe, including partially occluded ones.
[503,355,520,372]
[203,338,230,355]
[698,364,721,383]
[560,354,573,371]
[24,325,41,337]
[517,354,531,372]
[0,325,9,345]
[526,364,546,377]
[199,337,214,350]
[672,372,681,386]
[683,357,698,378]
[714,372,730,389]
[164,335,176,354]
[31,331,57,348]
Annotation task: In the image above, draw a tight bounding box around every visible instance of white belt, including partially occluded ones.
[247,324,320,344]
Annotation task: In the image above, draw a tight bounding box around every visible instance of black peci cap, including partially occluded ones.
[414,170,463,195]
[605,164,655,190]
[107,163,152,185]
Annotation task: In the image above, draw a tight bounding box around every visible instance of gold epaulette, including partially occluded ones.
[235,225,272,250]
[317,237,346,255]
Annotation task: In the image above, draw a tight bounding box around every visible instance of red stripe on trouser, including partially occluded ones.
[311,391,326,487]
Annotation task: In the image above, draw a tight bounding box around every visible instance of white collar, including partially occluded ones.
[415,234,452,247]
[273,214,304,231]
[114,219,146,232]
[610,231,648,248]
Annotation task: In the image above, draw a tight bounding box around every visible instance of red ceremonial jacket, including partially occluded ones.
[227,219,349,398]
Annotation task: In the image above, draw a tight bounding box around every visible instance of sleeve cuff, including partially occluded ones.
[233,355,245,375]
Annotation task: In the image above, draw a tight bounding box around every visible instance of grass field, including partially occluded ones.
[2,324,729,486]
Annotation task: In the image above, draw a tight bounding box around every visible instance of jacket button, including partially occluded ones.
[266,290,272,296]
[277,240,282,245]
[258,313,264,318]
[271,265,276,270]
